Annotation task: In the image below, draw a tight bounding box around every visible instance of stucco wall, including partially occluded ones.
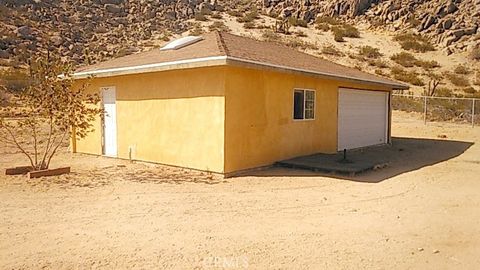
[74,66,226,173]
[224,65,391,173]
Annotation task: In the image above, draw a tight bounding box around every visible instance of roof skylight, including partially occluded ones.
[160,36,203,51]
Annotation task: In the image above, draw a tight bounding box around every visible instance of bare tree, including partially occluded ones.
[425,72,443,96]
[0,54,103,170]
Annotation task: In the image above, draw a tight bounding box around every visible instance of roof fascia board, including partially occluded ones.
[225,57,409,90]
[73,55,408,90]
[72,56,228,79]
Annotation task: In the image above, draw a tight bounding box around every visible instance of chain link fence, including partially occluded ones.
[392,94,479,127]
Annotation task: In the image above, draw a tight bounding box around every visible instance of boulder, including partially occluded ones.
[105,4,122,13]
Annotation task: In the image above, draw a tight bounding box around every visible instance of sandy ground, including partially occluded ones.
[1,112,480,269]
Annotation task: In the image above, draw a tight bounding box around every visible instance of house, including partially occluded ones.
[72,31,408,176]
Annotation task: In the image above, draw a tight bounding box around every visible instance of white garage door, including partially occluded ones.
[338,88,389,151]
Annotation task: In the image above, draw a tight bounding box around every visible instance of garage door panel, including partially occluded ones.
[338,88,388,151]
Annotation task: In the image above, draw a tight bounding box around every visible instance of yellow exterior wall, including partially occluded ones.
[224,65,391,173]
[74,66,226,173]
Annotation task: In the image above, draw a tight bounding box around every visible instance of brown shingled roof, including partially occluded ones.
[74,31,408,89]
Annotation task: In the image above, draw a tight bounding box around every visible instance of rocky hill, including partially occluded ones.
[0,0,479,98]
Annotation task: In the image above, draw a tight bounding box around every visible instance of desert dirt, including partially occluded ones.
[1,112,480,269]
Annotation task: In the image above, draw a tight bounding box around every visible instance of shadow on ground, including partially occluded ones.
[239,137,474,183]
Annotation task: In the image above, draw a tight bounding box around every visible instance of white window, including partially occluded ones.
[293,89,315,120]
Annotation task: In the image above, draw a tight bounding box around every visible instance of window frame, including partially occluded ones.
[293,88,316,121]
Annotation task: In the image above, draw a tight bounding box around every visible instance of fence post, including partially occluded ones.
[423,96,427,125]
[473,98,476,128]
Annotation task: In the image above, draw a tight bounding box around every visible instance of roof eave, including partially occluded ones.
[225,57,410,90]
[72,55,410,90]
[72,56,228,79]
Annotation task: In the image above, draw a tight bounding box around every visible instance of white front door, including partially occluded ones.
[338,88,389,151]
[101,87,117,157]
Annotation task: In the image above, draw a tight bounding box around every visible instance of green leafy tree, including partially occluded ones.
[0,54,103,170]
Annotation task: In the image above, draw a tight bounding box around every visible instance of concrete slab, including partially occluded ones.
[276,147,390,175]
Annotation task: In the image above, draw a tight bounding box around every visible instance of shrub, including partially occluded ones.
[199,7,212,16]
[316,23,330,32]
[462,86,477,94]
[393,33,435,52]
[321,44,343,56]
[237,9,258,23]
[211,13,223,19]
[444,72,470,87]
[454,64,470,75]
[342,24,360,38]
[390,66,424,86]
[368,59,389,68]
[243,21,256,29]
[261,30,281,42]
[209,21,229,32]
[288,17,308,28]
[284,38,318,50]
[435,87,453,97]
[358,45,382,59]
[469,47,480,61]
[0,69,30,92]
[194,13,208,21]
[315,16,341,25]
[295,30,307,37]
[190,24,204,36]
[415,59,440,70]
[332,27,345,42]
[474,71,480,85]
[375,69,386,76]
[390,52,417,67]
[227,10,242,17]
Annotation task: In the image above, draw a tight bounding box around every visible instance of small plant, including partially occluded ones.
[261,30,281,42]
[368,59,389,68]
[243,21,256,29]
[375,69,386,76]
[390,52,417,67]
[199,7,212,16]
[288,17,308,28]
[331,24,359,42]
[227,10,242,17]
[444,72,470,87]
[236,8,258,23]
[469,47,480,61]
[393,33,435,52]
[435,87,453,97]
[0,69,30,92]
[316,23,330,32]
[190,24,204,36]
[474,70,480,85]
[211,13,223,19]
[462,86,477,94]
[194,13,208,21]
[358,45,382,59]
[454,64,470,75]
[321,44,343,56]
[295,30,307,37]
[342,24,360,38]
[332,27,345,42]
[0,54,104,170]
[390,66,424,86]
[315,16,341,25]
[209,21,229,32]
[415,59,440,70]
